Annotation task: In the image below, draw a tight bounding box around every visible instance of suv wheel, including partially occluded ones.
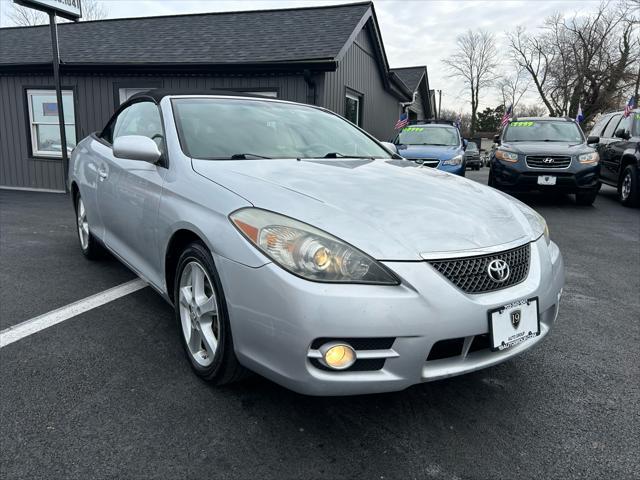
[488,169,498,189]
[174,242,248,384]
[575,190,598,206]
[619,165,639,207]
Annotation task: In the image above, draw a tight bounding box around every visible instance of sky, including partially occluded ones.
[0,0,603,112]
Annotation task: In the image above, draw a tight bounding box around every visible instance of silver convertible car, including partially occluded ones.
[69,90,564,396]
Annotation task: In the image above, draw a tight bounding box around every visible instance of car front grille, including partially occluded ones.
[525,155,571,169]
[428,243,530,294]
[408,158,439,168]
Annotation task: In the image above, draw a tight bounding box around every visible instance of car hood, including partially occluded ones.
[501,141,591,155]
[193,158,539,260]
[396,144,461,160]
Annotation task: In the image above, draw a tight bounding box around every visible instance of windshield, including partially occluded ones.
[466,142,478,151]
[503,120,584,143]
[397,126,460,146]
[171,98,391,159]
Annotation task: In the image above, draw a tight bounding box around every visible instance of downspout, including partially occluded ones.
[303,69,317,105]
[400,90,418,112]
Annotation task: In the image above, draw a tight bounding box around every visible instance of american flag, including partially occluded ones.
[623,96,637,118]
[501,105,513,127]
[395,112,409,130]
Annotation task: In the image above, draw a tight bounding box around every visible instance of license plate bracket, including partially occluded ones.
[537,175,557,185]
[488,297,540,351]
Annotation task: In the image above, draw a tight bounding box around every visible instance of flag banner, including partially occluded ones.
[623,96,637,118]
[575,104,584,124]
[501,105,513,127]
[395,112,409,130]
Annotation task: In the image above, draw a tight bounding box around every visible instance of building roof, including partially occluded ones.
[390,66,426,92]
[0,2,370,67]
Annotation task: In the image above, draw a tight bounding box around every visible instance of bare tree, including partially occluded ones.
[508,1,639,124]
[442,30,498,135]
[495,66,530,112]
[8,0,107,26]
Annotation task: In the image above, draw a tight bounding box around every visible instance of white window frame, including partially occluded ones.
[345,92,361,126]
[26,89,76,158]
[244,91,278,98]
[118,87,158,104]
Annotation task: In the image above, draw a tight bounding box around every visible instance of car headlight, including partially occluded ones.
[229,208,399,284]
[443,154,463,166]
[495,149,519,163]
[578,152,599,164]
[501,194,550,245]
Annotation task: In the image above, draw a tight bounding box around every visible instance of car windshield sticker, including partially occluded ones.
[635,113,640,120]
[510,121,535,127]
[402,127,424,132]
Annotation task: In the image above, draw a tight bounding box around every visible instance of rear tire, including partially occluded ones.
[173,241,248,385]
[575,190,598,206]
[75,194,104,260]
[618,165,639,207]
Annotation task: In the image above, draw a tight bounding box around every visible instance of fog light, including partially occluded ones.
[321,343,356,370]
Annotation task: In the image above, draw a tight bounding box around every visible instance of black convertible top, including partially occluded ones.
[128,89,276,103]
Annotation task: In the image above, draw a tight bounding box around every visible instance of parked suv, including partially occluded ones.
[489,117,600,205]
[392,122,466,176]
[588,109,639,207]
[464,141,481,170]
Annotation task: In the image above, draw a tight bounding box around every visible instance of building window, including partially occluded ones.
[118,87,156,104]
[344,92,362,126]
[26,89,76,158]
[244,91,278,98]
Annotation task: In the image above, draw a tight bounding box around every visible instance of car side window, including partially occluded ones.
[616,116,632,138]
[113,101,164,151]
[602,114,622,138]
[589,115,612,137]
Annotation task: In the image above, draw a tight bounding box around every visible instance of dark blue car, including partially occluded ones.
[392,123,466,176]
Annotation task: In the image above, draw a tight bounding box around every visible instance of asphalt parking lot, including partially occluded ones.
[1,170,638,480]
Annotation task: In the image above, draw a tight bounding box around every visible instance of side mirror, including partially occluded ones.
[113,135,161,163]
[380,141,397,154]
[614,129,630,140]
[493,134,501,145]
[586,135,600,145]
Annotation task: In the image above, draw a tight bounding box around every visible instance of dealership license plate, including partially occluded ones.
[488,298,540,351]
[537,175,557,185]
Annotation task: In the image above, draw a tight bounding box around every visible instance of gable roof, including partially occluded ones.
[0,2,370,68]
[390,66,426,93]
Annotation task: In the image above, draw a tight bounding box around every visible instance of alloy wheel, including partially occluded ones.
[77,198,89,250]
[621,171,632,201]
[178,261,220,367]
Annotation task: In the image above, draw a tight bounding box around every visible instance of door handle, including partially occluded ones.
[98,167,108,181]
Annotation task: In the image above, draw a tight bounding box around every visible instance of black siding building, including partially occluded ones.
[0,2,422,192]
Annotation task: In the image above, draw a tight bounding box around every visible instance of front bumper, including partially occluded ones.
[492,158,600,193]
[438,162,465,176]
[216,237,564,396]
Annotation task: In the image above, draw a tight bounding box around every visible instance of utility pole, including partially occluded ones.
[634,64,640,103]
[438,90,442,121]
[49,11,69,192]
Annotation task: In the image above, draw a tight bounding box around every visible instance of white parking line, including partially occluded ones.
[0,279,147,348]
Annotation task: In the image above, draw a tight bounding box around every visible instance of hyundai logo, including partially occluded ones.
[487,259,510,282]
[543,157,555,164]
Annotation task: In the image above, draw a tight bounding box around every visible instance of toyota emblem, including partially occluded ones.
[543,157,555,164]
[487,259,510,282]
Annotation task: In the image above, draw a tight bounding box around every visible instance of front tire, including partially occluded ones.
[173,242,247,385]
[618,165,639,207]
[75,194,103,259]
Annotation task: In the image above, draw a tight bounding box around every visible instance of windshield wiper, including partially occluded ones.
[229,153,272,159]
